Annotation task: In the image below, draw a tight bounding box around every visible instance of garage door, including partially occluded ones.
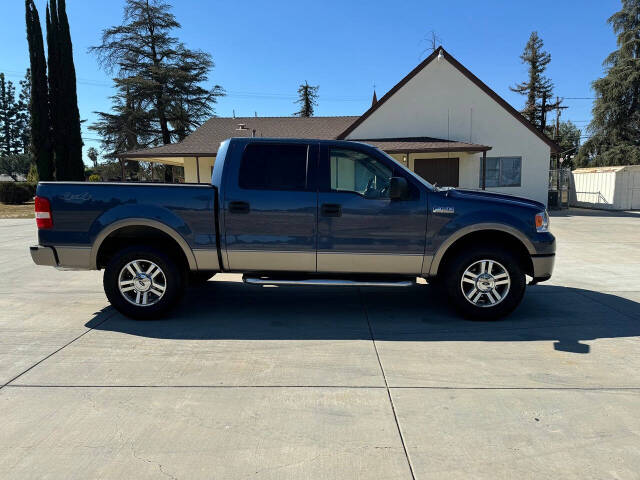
[413,158,459,187]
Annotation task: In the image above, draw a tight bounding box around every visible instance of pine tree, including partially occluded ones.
[89,84,155,180]
[577,0,640,166]
[46,0,84,181]
[90,0,224,182]
[25,0,54,180]
[16,70,31,154]
[293,81,319,117]
[0,73,17,155]
[510,32,562,131]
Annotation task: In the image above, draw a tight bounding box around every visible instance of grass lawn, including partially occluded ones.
[0,202,34,219]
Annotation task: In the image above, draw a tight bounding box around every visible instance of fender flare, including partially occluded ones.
[90,218,197,270]
[427,223,535,276]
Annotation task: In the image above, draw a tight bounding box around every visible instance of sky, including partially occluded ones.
[1,0,621,165]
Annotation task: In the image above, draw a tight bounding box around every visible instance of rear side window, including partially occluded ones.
[239,143,309,190]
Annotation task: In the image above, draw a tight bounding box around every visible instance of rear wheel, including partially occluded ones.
[443,246,525,320]
[104,246,185,320]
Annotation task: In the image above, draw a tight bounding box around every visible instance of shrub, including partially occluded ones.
[27,163,39,185]
[88,174,101,182]
[0,182,34,204]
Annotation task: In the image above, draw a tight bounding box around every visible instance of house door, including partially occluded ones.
[414,158,459,187]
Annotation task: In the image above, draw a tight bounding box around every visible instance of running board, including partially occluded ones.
[243,276,414,288]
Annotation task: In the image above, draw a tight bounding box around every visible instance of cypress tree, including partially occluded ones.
[25,0,53,181]
[47,0,84,180]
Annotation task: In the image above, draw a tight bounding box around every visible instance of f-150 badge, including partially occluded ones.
[433,206,455,214]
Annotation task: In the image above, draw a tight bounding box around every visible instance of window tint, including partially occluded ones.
[482,157,521,187]
[239,143,309,190]
[330,148,393,199]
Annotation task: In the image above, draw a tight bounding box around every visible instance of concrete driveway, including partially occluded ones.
[1,209,639,479]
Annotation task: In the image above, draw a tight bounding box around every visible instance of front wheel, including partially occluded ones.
[443,247,526,320]
[103,246,185,320]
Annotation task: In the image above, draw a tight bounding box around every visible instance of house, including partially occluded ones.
[121,47,558,205]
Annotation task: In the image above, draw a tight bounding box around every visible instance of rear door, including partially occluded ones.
[223,141,318,272]
[316,145,428,274]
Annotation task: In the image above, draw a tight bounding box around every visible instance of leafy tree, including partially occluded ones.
[546,121,582,169]
[46,0,84,181]
[90,0,224,182]
[510,32,562,131]
[577,0,640,166]
[87,146,99,168]
[25,0,54,181]
[0,153,32,181]
[294,81,319,117]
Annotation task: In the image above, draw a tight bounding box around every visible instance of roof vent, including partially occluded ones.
[236,123,248,131]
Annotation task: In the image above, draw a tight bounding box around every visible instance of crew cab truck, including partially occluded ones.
[30,138,555,320]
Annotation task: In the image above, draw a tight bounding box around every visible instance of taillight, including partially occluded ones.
[34,196,53,229]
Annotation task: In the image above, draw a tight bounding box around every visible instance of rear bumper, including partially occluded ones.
[531,254,555,282]
[30,245,57,267]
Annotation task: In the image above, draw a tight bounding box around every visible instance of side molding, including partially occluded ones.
[90,218,198,270]
[426,223,535,276]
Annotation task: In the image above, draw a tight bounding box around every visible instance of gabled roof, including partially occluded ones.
[122,116,359,158]
[336,47,560,153]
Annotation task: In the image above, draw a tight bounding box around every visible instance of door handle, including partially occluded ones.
[228,201,250,214]
[321,203,342,217]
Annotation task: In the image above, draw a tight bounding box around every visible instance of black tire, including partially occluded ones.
[443,246,526,320]
[188,271,216,285]
[103,245,185,320]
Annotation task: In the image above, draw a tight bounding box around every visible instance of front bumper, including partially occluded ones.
[30,245,57,267]
[531,254,555,282]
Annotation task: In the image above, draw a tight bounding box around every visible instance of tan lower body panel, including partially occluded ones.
[317,252,424,275]
[226,250,316,272]
[192,249,220,271]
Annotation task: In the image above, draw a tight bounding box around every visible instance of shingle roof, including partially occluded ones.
[359,137,490,153]
[121,117,490,158]
[121,116,359,158]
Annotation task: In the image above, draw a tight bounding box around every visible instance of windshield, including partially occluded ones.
[375,148,437,191]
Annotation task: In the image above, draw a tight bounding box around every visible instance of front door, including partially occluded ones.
[223,142,318,272]
[414,157,459,187]
[317,146,428,274]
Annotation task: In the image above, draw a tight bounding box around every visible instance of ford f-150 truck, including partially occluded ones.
[30,138,555,320]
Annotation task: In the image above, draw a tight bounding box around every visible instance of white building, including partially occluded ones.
[123,47,558,205]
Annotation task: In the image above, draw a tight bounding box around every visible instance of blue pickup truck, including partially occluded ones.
[30,138,555,320]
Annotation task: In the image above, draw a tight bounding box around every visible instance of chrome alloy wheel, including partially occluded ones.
[460,259,511,308]
[118,259,166,307]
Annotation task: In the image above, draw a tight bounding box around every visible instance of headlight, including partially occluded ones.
[535,210,550,232]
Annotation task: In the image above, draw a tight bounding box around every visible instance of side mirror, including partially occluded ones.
[389,177,408,200]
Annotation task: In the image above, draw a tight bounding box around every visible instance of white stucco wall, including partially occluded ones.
[183,156,215,183]
[346,56,552,205]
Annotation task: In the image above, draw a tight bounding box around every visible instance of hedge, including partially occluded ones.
[0,182,35,204]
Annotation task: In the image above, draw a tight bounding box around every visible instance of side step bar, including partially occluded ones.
[243,276,414,288]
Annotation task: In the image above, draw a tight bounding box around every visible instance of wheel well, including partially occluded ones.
[436,230,533,277]
[96,225,190,272]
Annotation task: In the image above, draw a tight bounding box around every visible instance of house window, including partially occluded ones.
[481,157,522,187]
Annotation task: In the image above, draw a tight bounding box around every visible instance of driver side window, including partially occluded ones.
[329,148,393,199]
